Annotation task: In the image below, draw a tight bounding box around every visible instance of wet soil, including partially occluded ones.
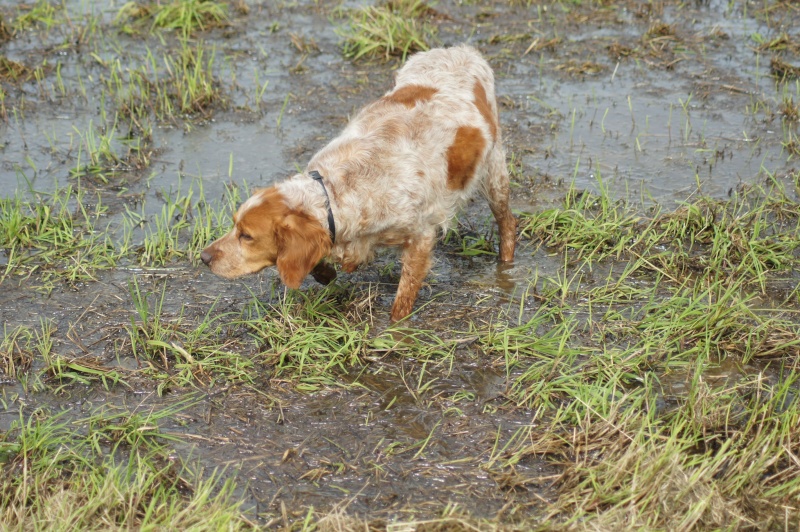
[2,0,800,525]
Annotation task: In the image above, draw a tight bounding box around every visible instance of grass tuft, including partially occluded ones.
[0,184,121,291]
[337,0,437,62]
[0,13,10,41]
[124,277,255,394]
[0,56,33,82]
[780,95,800,122]
[771,56,800,80]
[242,287,369,391]
[11,0,62,32]
[70,116,152,182]
[0,405,254,529]
[0,179,234,291]
[102,39,225,125]
[520,375,800,529]
[117,0,229,37]
[471,172,800,528]
[0,321,50,385]
[519,178,800,287]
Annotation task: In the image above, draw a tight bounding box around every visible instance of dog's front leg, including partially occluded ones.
[390,234,436,322]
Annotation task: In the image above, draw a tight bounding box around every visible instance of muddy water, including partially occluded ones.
[2,0,799,523]
[2,1,794,201]
[496,1,794,203]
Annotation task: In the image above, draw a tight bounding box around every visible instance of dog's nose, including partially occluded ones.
[200,250,213,266]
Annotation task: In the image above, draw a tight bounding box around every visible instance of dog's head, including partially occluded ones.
[200,187,331,288]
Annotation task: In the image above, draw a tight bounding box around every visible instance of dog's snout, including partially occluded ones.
[200,249,213,266]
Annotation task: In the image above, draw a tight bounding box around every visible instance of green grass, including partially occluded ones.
[3,173,800,528]
[3,162,800,529]
[11,0,63,32]
[0,56,33,83]
[481,369,800,528]
[0,403,254,530]
[519,176,800,287]
[240,286,374,392]
[69,116,151,182]
[224,284,458,393]
[0,178,236,291]
[125,276,256,394]
[460,173,800,528]
[0,13,9,41]
[116,0,229,37]
[1,320,52,391]
[337,0,437,61]
[130,178,237,266]
[102,39,224,126]
[0,183,121,291]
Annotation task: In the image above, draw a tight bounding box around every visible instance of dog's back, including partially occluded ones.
[395,45,499,140]
[307,46,503,245]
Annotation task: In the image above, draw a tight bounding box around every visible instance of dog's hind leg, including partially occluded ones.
[390,232,436,322]
[482,143,517,262]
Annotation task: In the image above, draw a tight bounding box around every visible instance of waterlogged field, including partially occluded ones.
[2,0,800,529]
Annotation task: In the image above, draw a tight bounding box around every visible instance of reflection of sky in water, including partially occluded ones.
[497,1,790,204]
[1,0,793,208]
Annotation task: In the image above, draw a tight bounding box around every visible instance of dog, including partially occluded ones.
[200,45,516,322]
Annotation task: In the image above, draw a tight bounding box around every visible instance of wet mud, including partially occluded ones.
[2,0,800,525]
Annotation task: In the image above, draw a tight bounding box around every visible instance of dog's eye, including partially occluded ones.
[239,232,254,242]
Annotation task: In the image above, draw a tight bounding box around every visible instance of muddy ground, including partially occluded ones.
[2,0,800,526]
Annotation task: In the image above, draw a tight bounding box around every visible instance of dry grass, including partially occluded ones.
[0,56,32,82]
[771,56,800,79]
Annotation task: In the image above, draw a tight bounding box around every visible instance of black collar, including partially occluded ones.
[309,170,336,243]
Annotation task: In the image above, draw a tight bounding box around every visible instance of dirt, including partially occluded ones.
[2,0,799,524]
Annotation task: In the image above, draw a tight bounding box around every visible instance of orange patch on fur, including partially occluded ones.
[342,262,360,273]
[238,189,288,248]
[383,84,438,107]
[446,126,486,190]
[472,80,497,141]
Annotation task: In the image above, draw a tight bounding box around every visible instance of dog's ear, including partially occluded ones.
[275,212,332,289]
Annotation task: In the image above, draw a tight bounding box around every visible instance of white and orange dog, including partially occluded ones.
[201,45,516,321]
